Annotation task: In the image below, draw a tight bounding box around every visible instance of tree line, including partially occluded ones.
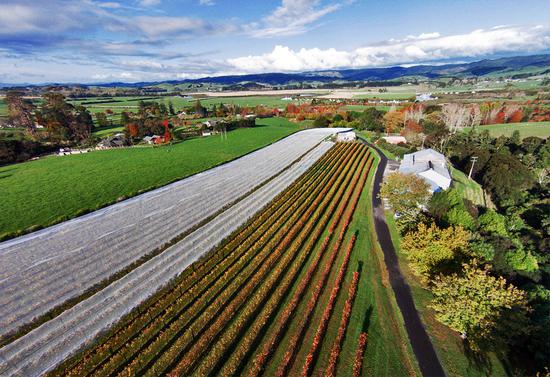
[380,131,549,373]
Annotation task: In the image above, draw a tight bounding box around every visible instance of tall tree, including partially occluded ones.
[168,101,175,115]
[5,90,36,135]
[430,262,529,351]
[379,172,431,232]
[401,223,470,281]
[194,100,207,118]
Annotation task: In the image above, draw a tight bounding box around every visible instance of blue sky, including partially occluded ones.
[0,0,549,83]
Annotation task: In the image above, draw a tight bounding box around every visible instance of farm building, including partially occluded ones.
[337,130,356,142]
[415,93,437,101]
[399,148,451,192]
[97,133,127,149]
[382,136,407,145]
[143,135,163,144]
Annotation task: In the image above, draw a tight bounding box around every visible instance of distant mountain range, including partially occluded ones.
[3,54,550,89]
[180,54,550,85]
[98,54,550,88]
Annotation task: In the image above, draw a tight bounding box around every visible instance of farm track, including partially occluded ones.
[0,139,336,377]
[46,142,373,377]
[0,128,347,342]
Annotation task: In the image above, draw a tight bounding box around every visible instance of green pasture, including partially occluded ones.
[464,121,550,139]
[0,118,302,239]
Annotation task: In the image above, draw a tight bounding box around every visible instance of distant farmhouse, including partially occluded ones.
[415,93,437,102]
[97,133,127,149]
[399,148,451,192]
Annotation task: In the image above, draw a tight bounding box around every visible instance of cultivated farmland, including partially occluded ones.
[42,142,414,376]
[0,128,344,342]
[0,118,302,238]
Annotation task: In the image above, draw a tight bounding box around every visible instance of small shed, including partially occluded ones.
[383,136,407,145]
[337,131,356,142]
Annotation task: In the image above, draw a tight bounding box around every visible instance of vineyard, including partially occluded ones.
[0,128,340,341]
[38,141,417,377]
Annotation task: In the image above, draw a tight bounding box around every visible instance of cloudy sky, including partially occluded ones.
[1,0,550,84]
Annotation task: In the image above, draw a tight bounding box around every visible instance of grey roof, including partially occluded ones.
[399,148,451,191]
[402,148,446,164]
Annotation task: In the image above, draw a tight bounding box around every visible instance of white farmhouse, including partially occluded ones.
[337,130,356,142]
[399,148,451,192]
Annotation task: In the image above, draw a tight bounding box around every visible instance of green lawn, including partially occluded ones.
[384,212,508,377]
[464,121,550,139]
[0,118,302,239]
[450,167,494,208]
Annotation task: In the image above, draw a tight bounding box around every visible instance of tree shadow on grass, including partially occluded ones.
[462,340,494,376]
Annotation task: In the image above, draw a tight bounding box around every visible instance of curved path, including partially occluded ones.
[361,138,446,377]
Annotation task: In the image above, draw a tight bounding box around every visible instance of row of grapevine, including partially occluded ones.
[197,146,368,376]
[301,235,357,377]
[97,144,353,376]
[166,143,363,376]
[299,154,372,376]
[325,271,361,377]
[60,144,348,377]
[275,148,369,377]
[353,332,369,377]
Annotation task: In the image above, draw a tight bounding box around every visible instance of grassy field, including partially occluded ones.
[0,98,7,117]
[68,95,299,114]
[352,92,415,100]
[450,167,494,208]
[0,118,302,238]
[464,121,550,139]
[384,212,508,377]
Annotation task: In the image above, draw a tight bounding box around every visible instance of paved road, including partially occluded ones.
[360,138,447,377]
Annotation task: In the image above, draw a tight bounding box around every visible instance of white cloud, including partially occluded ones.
[95,2,122,9]
[199,0,214,5]
[247,0,342,38]
[228,25,550,73]
[138,0,161,6]
[134,16,234,38]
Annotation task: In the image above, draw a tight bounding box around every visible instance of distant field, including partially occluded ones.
[0,99,7,117]
[352,92,415,100]
[343,105,392,112]
[464,121,550,138]
[69,95,299,113]
[0,118,302,238]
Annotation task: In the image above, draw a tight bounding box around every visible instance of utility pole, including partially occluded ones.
[468,156,478,179]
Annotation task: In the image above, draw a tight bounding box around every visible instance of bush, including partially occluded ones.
[0,139,58,166]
